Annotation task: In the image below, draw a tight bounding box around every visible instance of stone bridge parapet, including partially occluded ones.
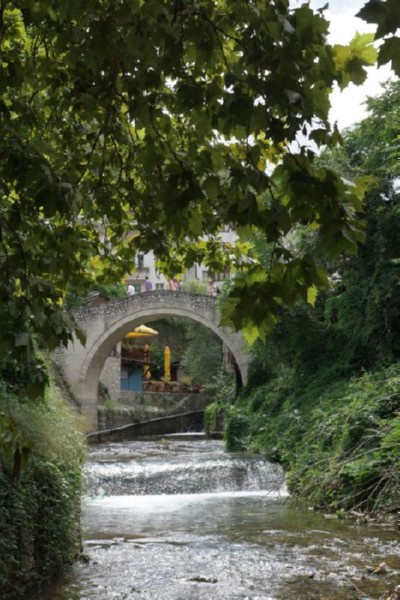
[72,290,218,323]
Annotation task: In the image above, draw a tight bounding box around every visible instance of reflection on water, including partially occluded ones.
[39,438,400,599]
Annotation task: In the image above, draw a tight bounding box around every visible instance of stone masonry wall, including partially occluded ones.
[72,290,218,324]
[99,343,121,402]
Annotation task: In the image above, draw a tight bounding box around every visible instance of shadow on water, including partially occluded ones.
[38,438,400,599]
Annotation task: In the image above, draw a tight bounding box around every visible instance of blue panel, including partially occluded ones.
[121,366,142,391]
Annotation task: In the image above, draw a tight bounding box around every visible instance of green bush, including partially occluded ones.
[239,363,400,513]
[224,406,250,452]
[182,279,208,294]
[204,402,225,435]
[204,370,236,437]
[0,380,85,598]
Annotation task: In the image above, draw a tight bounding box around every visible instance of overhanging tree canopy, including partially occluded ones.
[0,0,387,394]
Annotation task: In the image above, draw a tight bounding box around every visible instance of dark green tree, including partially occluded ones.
[181,321,223,385]
[245,81,400,385]
[0,0,379,395]
[322,81,400,367]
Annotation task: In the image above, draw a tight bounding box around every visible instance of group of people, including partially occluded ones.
[127,276,186,296]
[127,276,152,296]
[128,277,219,296]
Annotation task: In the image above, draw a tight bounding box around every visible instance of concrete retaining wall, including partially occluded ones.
[88,411,205,443]
[98,392,211,430]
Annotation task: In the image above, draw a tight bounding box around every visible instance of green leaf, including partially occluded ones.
[378,37,400,74]
[358,0,400,38]
[203,176,220,201]
[306,285,318,307]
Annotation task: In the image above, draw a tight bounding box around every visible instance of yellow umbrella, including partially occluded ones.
[164,346,171,382]
[125,324,159,339]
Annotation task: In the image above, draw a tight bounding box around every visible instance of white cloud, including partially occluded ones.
[292,0,395,130]
[329,67,392,130]
[324,3,393,129]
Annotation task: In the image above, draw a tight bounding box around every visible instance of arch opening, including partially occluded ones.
[83,309,244,402]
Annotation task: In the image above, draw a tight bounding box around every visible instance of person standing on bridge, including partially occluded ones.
[208,280,217,297]
[167,279,176,291]
[127,284,136,296]
[145,276,152,291]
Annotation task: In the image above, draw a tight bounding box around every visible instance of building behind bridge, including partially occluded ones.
[126,228,238,293]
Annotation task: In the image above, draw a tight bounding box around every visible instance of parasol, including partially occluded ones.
[125,324,159,338]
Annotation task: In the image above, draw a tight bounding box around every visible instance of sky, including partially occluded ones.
[294,0,394,131]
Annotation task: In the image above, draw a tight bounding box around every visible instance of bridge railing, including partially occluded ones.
[71,290,218,322]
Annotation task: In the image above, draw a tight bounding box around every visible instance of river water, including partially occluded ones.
[41,436,399,599]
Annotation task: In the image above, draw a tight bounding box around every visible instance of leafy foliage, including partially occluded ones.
[64,282,127,309]
[319,81,400,367]
[226,82,400,513]
[182,279,208,295]
[181,322,223,385]
[204,368,236,437]
[0,378,85,597]
[0,1,376,395]
[236,364,400,512]
[358,0,400,75]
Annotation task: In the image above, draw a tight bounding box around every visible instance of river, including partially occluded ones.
[40,436,399,599]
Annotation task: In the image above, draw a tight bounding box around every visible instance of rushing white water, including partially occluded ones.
[85,452,287,496]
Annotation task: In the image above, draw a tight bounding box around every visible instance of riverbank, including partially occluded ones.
[221,362,400,517]
[36,438,400,599]
[0,379,85,598]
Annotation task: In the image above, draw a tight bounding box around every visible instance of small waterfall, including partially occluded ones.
[85,442,286,497]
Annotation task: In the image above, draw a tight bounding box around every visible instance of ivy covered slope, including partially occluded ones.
[0,377,85,598]
[230,364,400,513]
[224,82,400,515]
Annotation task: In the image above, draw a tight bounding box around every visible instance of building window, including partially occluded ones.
[214,269,231,281]
[137,254,144,269]
[202,270,209,281]
[155,283,164,290]
[134,284,141,293]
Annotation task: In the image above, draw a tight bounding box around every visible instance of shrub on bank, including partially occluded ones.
[204,369,236,438]
[227,364,400,514]
[0,380,85,598]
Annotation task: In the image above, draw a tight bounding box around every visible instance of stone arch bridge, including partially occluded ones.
[53,291,249,431]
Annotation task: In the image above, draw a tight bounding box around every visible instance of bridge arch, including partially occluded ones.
[53,291,249,431]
